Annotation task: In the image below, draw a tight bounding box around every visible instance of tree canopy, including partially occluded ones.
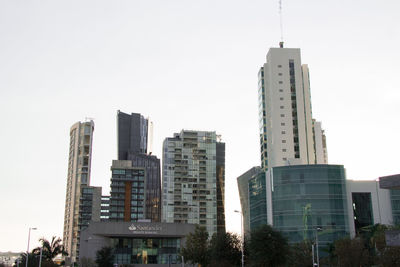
[208,232,241,267]
[33,236,68,262]
[181,225,209,266]
[248,224,289,267]
[287,241,313,267]
[95,246,114,267]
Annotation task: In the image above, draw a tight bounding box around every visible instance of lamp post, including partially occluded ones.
[315,227,322,267]
[234,210,244,267]
[38,247,43,267]
[25,227,37,267]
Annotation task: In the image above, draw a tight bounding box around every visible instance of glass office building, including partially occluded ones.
[249,171,267,230]
[271,165,350,246]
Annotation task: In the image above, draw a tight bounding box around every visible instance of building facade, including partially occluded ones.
[312,120,328,164]
[248,171,267,231]
[162,130,225,236]
[237,167,261,235]
[116,111,161,222]
[117,110,151,159]
[101,195,110,221]
[79,186,102,231]
[63,120,94,264]
[109,160,146,222]
[79,221,196,266]
[258,46,327,171]
[347,179,395,235]
[267,165,351,245]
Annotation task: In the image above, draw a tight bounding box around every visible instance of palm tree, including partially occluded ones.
[33,236,68,262]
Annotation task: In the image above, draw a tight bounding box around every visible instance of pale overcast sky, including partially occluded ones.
[1,0,399,252]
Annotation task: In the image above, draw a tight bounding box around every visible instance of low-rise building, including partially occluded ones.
[79,221,195,266]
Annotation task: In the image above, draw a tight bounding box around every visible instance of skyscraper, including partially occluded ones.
[162,130,225,236]
[63,120,94,264]
[117,110,151,159]
[238,45,342,246]
[258,46,327,171]
[109,111,161,222]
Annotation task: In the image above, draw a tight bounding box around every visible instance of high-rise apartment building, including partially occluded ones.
[110,111,161,222]
[258,46,327,171]
[238,45,342,247]
[79,186,102,229]
[63,120,94,264]
[109,160,146,222]
[162,130,225,236]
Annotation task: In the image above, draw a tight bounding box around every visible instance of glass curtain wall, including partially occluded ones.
[272,165,350,246]
[249,172,267,230]
[111,237,181,264]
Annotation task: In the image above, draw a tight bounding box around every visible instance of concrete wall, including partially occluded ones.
[347,179,393,227]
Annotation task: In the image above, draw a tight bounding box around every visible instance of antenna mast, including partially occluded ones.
[279,0,284,47]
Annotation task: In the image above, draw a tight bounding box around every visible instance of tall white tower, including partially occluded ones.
[258,46,327,170]
[63,120,94,264]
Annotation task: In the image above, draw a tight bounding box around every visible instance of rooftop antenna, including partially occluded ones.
[279,0,284,48]
[85,117,95,122]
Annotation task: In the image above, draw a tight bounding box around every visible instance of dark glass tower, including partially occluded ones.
[111,111,161,222]
[117,111,149,160]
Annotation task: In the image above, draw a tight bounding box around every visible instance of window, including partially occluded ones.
[282,140,286,143]
[280,97,284,100]
[279,89,283,92]
[279,81,283,84]
[278,73,282,76]
[278,65,282,68]
[282,149,287,152]
[280,106,284,109]
[282,157,287,160]
[280,114,285,117]
[281,131,286,134]
[281,123,285,126]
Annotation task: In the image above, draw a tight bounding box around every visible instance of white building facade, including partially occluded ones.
[258,46,327,171]
[63,120,94,264]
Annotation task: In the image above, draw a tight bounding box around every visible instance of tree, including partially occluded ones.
[208,232,241,267]
[360,224,388,253]
[248,224,289,267]
[334,237,370,267]
[95,247,114,267]
[287,241,313,267]
[380,246,400,267]
[16,253,39,267]
[360,224,400,266]
[181,225,209,267]
[33,236,68,262]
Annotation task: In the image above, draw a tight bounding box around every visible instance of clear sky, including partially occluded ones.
[1,0,399,252]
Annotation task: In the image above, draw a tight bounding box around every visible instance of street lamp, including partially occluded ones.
[312,227,322,267]
[25,227,37,267]
[234,210,244,267]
